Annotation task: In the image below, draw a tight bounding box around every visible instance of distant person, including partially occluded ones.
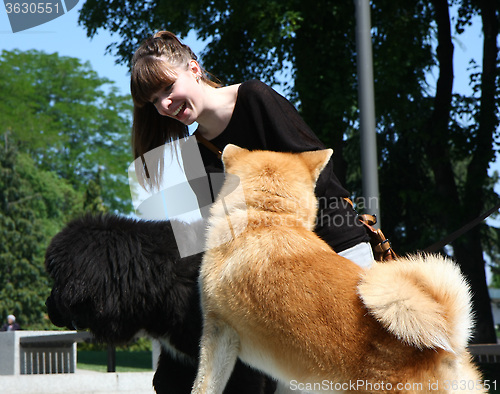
[1,315,20,331]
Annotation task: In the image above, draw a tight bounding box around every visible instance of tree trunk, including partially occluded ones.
[427,0,497,344]
[457,0,500,344]
[425,0,460,226]
[454,231,496,343]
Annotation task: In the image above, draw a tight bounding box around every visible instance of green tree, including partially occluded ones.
[78,0,499,344]
[83,167,108,214]
[0,50,133,213]
[0,51,134,328]
[0,133,82,328]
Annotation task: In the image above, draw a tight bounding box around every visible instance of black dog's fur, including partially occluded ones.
[45,214,275,393]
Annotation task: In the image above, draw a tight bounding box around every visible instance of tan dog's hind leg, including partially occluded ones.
[192,317,240,394]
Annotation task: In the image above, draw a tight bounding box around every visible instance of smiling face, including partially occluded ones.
[149,60,203,126]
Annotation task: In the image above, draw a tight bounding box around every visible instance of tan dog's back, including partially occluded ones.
[204,222,364,380]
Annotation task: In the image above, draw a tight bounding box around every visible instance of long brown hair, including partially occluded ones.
[130,31,219,188]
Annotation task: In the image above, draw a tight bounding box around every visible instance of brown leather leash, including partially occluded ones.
[194,130,222,160]
[358,213,398,261]
[343,198,397,261]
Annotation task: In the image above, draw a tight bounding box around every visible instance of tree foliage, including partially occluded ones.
[78,0,500,344]
[0,134,81,328]
[0,49,133,213]
[0,51,133,328]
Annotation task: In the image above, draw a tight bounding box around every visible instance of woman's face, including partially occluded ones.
[150,61,201,126]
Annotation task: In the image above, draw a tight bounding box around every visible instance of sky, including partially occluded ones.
[0,2,207,96]
[0,3,130,95]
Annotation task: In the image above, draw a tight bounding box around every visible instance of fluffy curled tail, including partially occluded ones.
[357,254,474,353]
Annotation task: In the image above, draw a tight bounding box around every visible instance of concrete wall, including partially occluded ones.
[1,332,160,392]
[0,331,80,375]
[0,331,17,375]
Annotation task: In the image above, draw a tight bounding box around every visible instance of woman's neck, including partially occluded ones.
[196,83,240,140]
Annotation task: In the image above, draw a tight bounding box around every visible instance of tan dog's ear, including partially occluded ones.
[299,149,333,182]
[222,144,248,168]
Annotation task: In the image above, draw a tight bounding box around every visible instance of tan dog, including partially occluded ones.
[193,145,484,394]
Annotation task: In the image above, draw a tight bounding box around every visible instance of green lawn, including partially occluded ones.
[77,350,153,372]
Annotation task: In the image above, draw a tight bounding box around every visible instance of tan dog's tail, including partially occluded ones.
[358,254,473,353]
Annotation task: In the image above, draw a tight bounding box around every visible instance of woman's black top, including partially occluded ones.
[191,79,368,252]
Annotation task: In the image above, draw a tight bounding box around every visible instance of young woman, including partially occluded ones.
[130,31,373,268]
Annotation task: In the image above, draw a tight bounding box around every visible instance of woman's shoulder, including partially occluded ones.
[236,80,286,108]
[238,79,275,96]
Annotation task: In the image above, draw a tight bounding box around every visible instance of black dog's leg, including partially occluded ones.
[153,349,197,394]
[153,348,277,394]
[225,360,277,394]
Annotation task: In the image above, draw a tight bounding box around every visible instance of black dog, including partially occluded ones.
[45,214,276,393]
